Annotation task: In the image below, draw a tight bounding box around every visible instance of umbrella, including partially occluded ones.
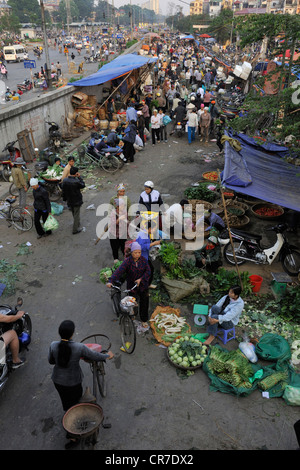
[199,34,211,38]
[205,37,216,43]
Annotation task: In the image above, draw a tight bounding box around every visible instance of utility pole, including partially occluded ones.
[112,0,116,53]
[130,0,133,40]
[65,0,71,35]
[40,0,52,89]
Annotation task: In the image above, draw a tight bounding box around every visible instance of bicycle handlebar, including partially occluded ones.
[111,283,138,293]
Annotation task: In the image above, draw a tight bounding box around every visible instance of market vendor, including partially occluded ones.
[196,209,225,233]
[204,286,244,346]
[194,236,222,273]
[106,242,151,326]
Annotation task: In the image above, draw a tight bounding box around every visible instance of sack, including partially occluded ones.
[51,202,64,216]
[283,385,300,406]
[161,276,202,303]
[255,333,291,364]
[43,214,59,231]
[163,115,172,126]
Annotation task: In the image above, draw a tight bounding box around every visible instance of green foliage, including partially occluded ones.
[125,39,138,49]
[0,259,23,297]
[266,286,300,322]
[184,183,218,202]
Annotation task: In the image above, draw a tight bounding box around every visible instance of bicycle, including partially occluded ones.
[110,282,138,354]
[80,334,111,399]
[77,143,120,173]
[0,197,33,232]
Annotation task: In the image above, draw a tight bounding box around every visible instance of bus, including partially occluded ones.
[3,45,26,62]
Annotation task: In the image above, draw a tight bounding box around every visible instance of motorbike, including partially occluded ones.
[219,223,300,277]
[174,120,185,138]
[46,121,63,152]
[0,141,21,181]
[0,297,32,393]
[100,145,127,166]
[17,79,32,92]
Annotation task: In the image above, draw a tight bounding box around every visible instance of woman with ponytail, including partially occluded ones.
[49,320,114,412]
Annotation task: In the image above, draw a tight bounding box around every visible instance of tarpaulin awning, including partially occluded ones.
[221,132,300,211]
[180,34,194,40]
[69,54,157,87]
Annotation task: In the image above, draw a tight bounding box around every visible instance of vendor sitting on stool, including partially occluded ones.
[204,286,244,346]
[194,236,222,273]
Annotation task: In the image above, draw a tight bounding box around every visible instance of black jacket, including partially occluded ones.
[33,185,51,213]
[62,176,85,207]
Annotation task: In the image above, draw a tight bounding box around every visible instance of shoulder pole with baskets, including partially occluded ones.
[217,170,243,289]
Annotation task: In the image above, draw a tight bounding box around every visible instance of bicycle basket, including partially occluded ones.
[120,296,138,311]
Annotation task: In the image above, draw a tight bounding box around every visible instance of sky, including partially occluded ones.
[111,0,190,16]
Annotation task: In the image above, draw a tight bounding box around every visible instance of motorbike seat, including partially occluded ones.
[231,229,262,241]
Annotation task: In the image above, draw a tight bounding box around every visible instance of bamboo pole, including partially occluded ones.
[217,169,243,289]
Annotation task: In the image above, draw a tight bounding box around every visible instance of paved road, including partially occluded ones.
[0,44,100,109]
[0,130,298,452]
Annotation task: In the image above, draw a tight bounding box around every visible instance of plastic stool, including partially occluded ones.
[216,327,235,344]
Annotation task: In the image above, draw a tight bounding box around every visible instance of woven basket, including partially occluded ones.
[150,306,191,347]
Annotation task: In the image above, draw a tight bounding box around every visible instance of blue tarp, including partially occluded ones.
[221,132,300,211]
[69,54,157,87]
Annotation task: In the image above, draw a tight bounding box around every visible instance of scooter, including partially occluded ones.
[0,141,21,181]
[174,120,185,138]
[46,121,63,152]
[220,223,300,276]
[0,297,32,393]
[17,79,32,92]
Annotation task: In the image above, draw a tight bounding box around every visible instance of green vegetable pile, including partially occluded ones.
[184,183,218,202]
[168,336,208,368]
[99,261,122,284]
[158,242,200,280]
[206,346,254,389]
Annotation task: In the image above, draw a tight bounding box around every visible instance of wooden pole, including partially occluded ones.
[217,169,243,289]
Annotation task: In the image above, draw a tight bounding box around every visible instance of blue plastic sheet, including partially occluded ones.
[69,54,157,87]
[221,132,300,211]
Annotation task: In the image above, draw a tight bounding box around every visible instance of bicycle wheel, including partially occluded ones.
[95,361,107,398]
[9,182,18,197]
[100,155,120,173]
[2,164,11,182]
[47,184,62,202]
[11,207,33,231]
[120,314,136,354]
[111,291,121,317]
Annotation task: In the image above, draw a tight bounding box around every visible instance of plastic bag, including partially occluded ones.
[43,214,59,231]
[163,115,172,126]
[51,202,64,216]
[283,385,300,406]
[239,333,258,363]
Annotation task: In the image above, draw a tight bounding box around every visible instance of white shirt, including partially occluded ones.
[187,112,198,127]
[151,114,160,129]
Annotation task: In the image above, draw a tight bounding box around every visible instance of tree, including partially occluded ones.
[0,13,21,34]
[208,9,233,44]
[230,14,300,148]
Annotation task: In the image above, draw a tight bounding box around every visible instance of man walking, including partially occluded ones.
[30,178,52,239]
[11,157,28,208]
[62,166,85,234]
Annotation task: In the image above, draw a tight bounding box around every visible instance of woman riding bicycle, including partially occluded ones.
[106,242,151,327]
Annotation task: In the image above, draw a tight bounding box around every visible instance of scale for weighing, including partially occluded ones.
[270,272,292,299]
[193,304,209,326]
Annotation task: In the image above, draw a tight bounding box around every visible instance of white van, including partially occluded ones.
[3,45,26,62]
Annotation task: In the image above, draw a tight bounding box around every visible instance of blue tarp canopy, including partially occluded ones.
[221,132,300,211]
[69,54,157,87]
[180,34,194,40]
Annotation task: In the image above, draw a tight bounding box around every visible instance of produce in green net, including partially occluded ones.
[258,371,289,391]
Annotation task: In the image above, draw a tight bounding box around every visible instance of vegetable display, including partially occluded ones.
[150,309,191,344]
[168,336,208,369]
[202,171,218,181]
[254,207,282,217]
[206,346,254,389]
[184,183,218,202]
[39,165,63,180]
